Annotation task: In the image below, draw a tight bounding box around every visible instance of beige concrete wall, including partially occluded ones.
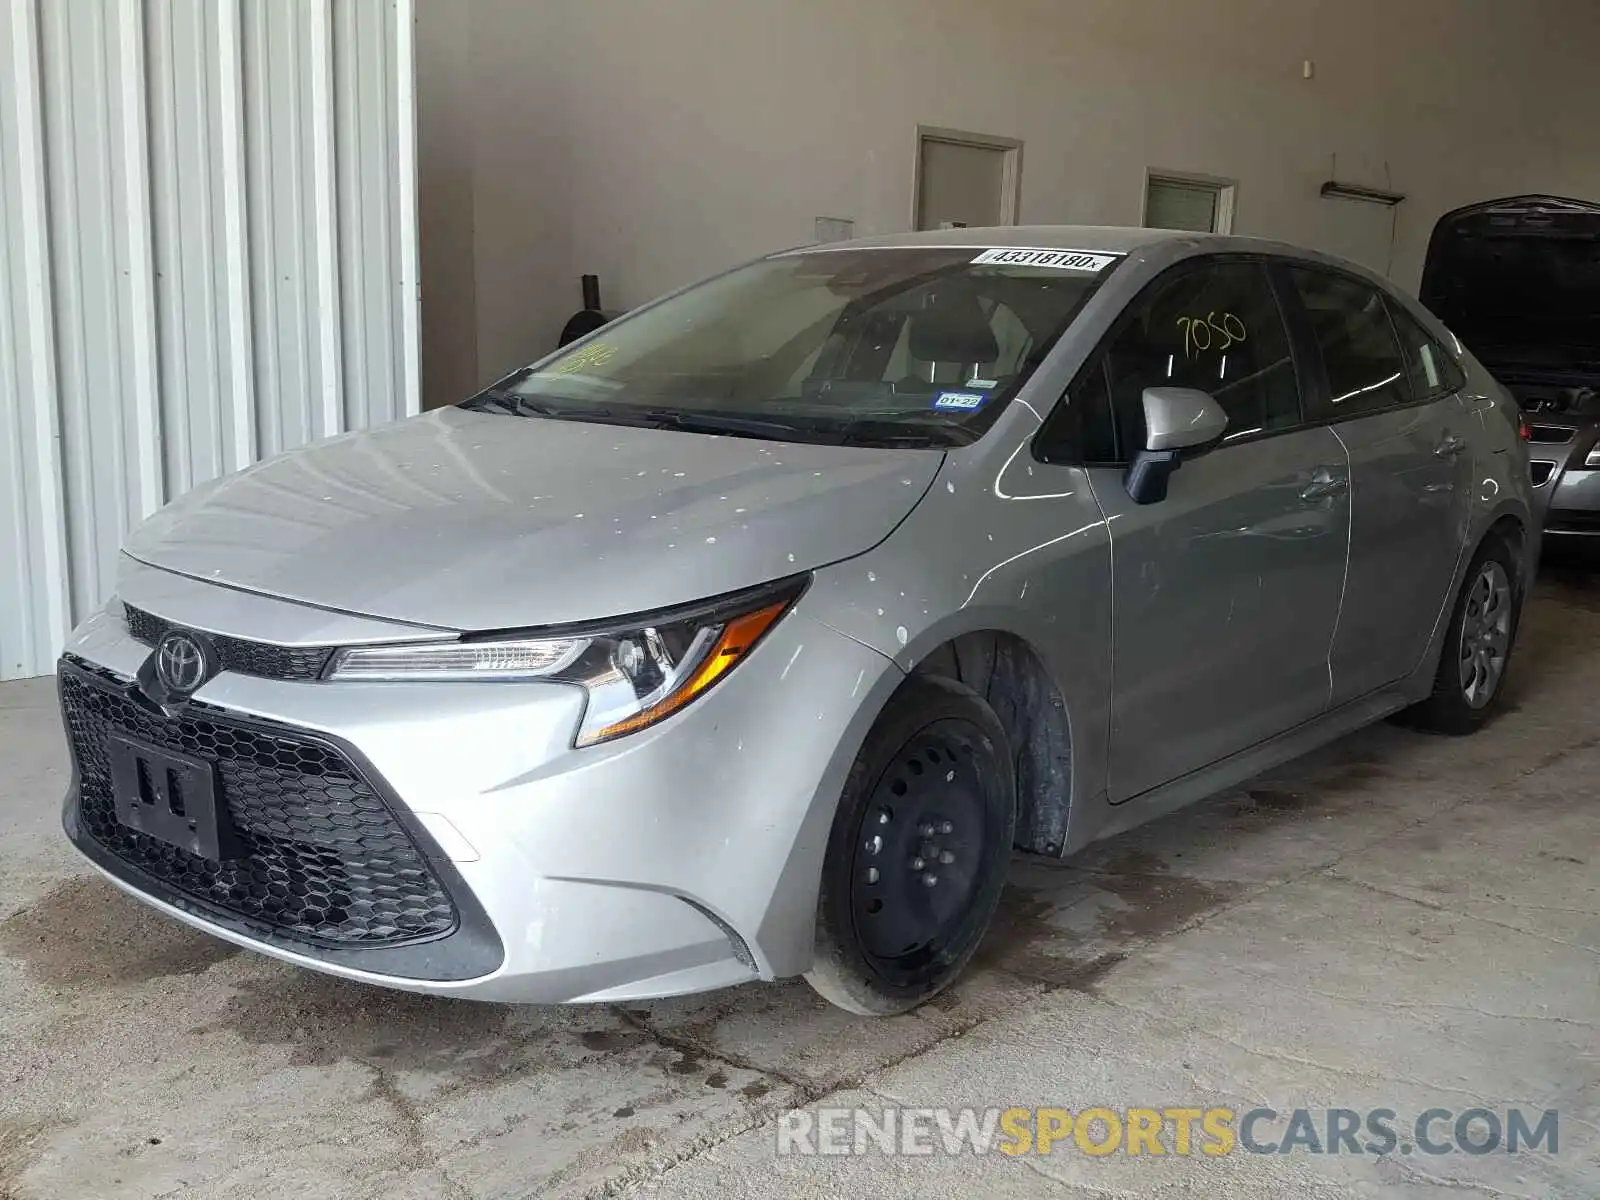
[416,0,572,405]
[418,0,1600,404]
[415,0,478,407]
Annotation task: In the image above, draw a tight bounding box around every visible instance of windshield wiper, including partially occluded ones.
[460,389,519,415]
[632,409,812,440]
[463,391,607,421]
[465,393,958,448]
[640,409,958,447]
[465,392,805,439]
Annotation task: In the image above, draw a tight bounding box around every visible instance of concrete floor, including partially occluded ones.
[2,572,1597,1200]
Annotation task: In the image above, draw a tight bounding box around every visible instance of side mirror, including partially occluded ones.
[1125,387,1228,505]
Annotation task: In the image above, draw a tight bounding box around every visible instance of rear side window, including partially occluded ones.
[1290,268,1410,416]
[1386,299,1468,399]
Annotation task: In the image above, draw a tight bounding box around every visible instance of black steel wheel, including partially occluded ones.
[806,674,1015,1015]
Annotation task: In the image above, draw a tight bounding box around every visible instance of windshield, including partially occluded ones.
[463,247,1118,448]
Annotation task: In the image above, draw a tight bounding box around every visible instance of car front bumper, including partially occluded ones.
[1544,465,1600,537]
[58,564,901,1003]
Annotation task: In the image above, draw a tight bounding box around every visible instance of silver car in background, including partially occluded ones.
[1421,195,1600,539]
[58,227,1535,1014]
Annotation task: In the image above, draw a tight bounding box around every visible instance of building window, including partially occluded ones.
[1144,172,1237,234]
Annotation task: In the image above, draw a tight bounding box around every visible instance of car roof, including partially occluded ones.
[775,224,1405,300]
[789,225,1199,254]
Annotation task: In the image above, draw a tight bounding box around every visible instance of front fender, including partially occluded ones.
[802,450,1115,852]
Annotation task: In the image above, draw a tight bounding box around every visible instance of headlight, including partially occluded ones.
[326,578,807,746]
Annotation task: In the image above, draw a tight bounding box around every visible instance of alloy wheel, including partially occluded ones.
[1458,559,1512,710]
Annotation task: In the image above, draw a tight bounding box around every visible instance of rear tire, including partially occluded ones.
[805,674,1015,1016]
[1399,536,1521,736]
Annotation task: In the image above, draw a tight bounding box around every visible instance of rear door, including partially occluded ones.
[1056,258,1350,801]
[1287,267,1475,703]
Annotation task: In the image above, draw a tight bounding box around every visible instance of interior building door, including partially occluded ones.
[915,130,1020,231]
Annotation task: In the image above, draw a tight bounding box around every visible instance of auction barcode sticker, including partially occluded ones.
[971,248,1120,272]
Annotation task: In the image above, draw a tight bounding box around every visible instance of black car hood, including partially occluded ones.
[1421,195,1600,377]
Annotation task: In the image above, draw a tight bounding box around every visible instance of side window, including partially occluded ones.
[1102,262,1301,452]
[1290,269,1411,416]
[1037,360,1119,465]
[1386,298,1467,399]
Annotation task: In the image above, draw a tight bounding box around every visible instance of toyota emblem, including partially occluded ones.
[155,630,210,695]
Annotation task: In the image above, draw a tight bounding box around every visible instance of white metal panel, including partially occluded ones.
[0,0,71,679]
[0,0,419,680]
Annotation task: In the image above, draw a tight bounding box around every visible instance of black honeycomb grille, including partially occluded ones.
[60,661,457,947]
[124,603,335,681]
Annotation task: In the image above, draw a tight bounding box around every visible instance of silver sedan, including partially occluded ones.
[58,227,1535,1014]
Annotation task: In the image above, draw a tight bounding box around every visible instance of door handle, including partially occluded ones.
[1434,435,1468,458]
[1300,469,1349,502]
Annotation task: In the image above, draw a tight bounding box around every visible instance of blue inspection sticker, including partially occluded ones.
[932,390,990,412]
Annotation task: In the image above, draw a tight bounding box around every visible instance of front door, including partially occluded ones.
[1286,269,1476,703]
[1079,259,1352,801]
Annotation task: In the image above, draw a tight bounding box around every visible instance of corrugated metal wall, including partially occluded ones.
[0,0,419,680]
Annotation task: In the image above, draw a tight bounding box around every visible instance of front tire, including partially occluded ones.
[805,674,1016,1016]
[1400,537,1521,735]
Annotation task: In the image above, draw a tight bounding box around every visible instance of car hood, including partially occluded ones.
[124,407,944,631]
[1421,195,1600,374]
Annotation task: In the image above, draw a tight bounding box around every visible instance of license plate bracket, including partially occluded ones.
[108,735,235,862]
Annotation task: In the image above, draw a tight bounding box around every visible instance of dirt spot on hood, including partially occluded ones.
[204,971,525,1072]
[0,877,237,989]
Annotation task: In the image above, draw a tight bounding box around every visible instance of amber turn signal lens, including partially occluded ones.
[587,597,794,742]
